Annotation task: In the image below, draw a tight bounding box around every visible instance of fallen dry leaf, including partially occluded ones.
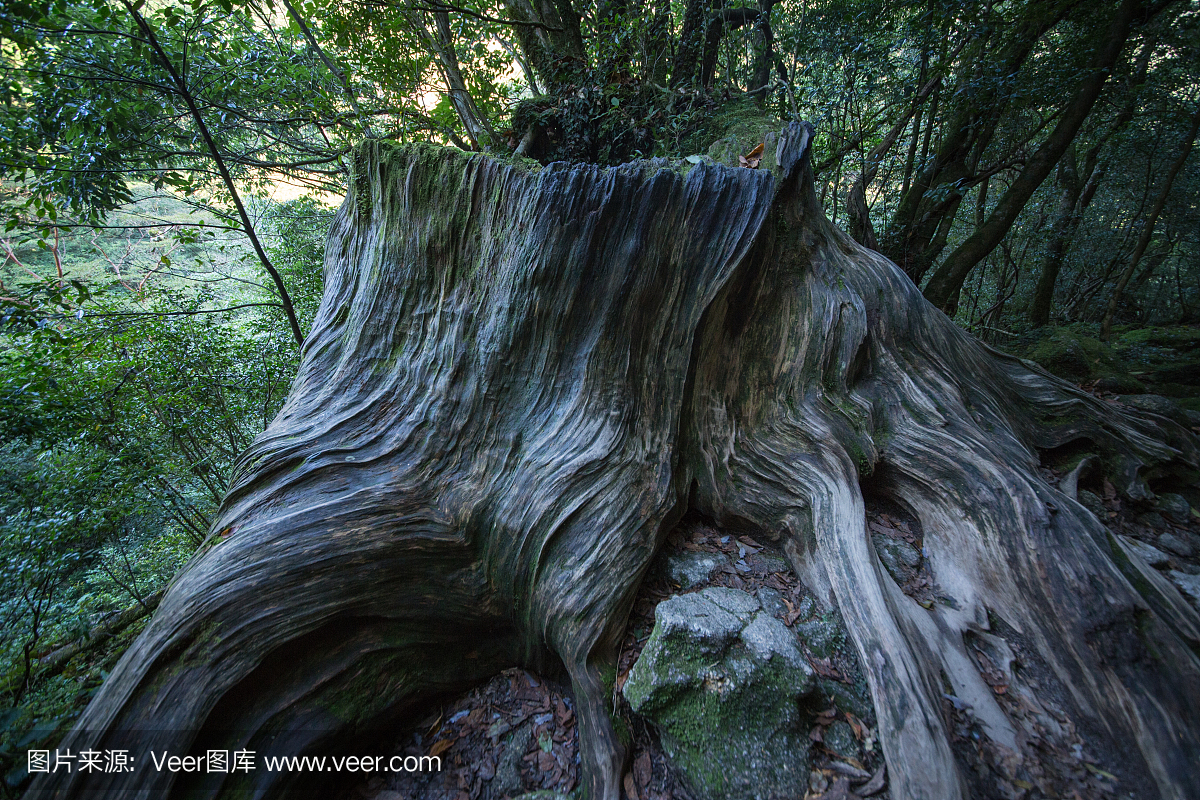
[810,658,848,682]
[845,712,865,740]
[624,771,641,800]
[738,143,765,169]
[634,751,652,788]
[856,763,886,796]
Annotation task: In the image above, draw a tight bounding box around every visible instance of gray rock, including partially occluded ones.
[1137,512,1169,532]
[623,588,814,800]
[756,587,788,620]
[511,793,572,800]
[808,769,829,794]
[652,591,747,659]
[750,551,792,575]
[490,719,534,798]
[665,551,726,589]
[1169,571,1200,607]
[817,678,874,721]
[1078,490,1107,520]
[1121,536,1170,568]
[794,616,842,659]
[705,586,763,616]
[1156,493,1192,525]
[872,533,921,582]
[1158,532,1194,558]
[741,612,805,665]
[823,720,860,761]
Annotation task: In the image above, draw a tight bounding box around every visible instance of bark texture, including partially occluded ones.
[33,124,1200,800]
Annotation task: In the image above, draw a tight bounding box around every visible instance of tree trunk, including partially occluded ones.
[700,6,760,89]
[921,0,1143,313]
[900,49,929,198]
[1029,147,1104,328]
[421,11,498,150]
[878,0,1076,283]
[1099,105,1200,340]
[35,125,1200,800]
[846,73,943,251]
[1031,29,1154,329]
[672,0,709,88]
[747,0,778,99]
[505,0,587,93]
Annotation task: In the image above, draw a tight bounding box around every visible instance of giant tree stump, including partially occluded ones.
[34,123,1200,799]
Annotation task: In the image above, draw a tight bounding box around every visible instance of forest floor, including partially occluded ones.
[1015,324,1200,415]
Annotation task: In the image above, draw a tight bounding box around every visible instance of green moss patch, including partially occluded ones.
[622,588,814,800]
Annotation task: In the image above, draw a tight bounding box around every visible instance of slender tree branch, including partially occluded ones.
[80,303,287,319]
[119,0,305,345]
[276,0,375,138]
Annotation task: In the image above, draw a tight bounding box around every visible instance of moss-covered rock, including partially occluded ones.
[622,588,815,800]
[1117,394,1200,429]
[1092,374,1149,394]
[871,533,921,584]
[696,100,781,170]
[1113,325,1200,352]
[823,719,861,761]
[1013,325,1200,409]
[1022,327,1127,383]
[1111,325,1200,399]
[792,615,842,660]
[1156,493,1192,525]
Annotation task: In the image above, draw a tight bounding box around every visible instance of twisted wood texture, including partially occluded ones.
[32,124,1200,799]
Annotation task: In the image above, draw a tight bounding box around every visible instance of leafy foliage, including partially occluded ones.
[0,187,328,792]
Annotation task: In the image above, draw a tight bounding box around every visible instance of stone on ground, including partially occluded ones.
[622,588,815,800]
[665,551,727,590]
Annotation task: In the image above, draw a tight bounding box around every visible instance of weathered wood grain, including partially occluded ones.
[33,124,1200,800]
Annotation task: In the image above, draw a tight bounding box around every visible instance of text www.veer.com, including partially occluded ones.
[259,754,441,773]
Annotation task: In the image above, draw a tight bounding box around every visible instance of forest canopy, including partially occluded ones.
[1,0,1199,796]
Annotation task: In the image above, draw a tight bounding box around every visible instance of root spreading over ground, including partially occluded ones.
[32,123,1200,800]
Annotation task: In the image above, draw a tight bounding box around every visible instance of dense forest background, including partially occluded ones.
[1,0,1197,793]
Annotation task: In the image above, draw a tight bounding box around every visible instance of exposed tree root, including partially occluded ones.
[683,134,1200,799]
[33,124,1199,799]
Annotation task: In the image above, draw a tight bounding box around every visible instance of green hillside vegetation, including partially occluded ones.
[0,189,331,787]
